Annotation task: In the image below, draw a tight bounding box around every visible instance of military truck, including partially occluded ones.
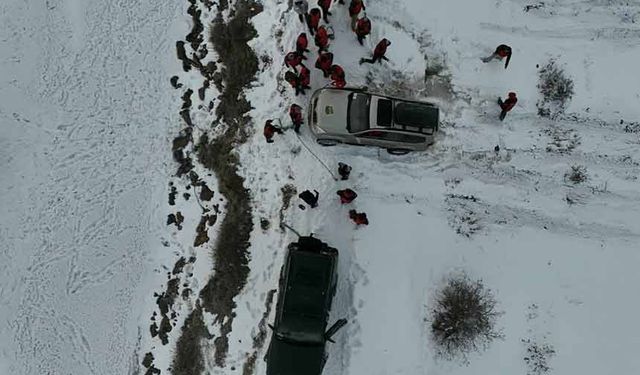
[266,236,347,375]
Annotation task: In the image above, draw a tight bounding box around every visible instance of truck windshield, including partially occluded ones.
[347,92,370,133]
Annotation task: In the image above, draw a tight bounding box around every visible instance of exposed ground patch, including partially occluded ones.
[172,0,262,371]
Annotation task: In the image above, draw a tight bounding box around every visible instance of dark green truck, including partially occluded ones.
[266,236,346,375]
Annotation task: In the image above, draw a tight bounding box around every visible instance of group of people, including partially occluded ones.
[482,44,518,121]
[298,162,369,225]
[286,0,393,94]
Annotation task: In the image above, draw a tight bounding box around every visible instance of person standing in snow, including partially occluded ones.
[296,33,310,56]
[293,0,309,23]
[264,120,283,143]
[330,64,346,88]
[360,38,391,64]
[349,209,369,225]
[299,189,320,208]
[318,0,333,23]
[354,15,371,45]
[289,104,304,133]
[306,8,322,36]
[284,51,306,72]
[338,162,351,180]
[337,188,357,204]
[348,0,366,31]
[315,51,334,77]
[315,25,330,52]
[284,71,301,95]
[298,66,311,94]
[482,44,512,69]
[498,92,517,121]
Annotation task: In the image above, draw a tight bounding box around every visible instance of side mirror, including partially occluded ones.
[324,318,347,343]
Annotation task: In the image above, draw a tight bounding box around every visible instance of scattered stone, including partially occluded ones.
[200,183,214,201]
[260,218,270,230]
[183,192,191,200]
[142,352,154,368]
[194,215,210,247]
[169,186,178,206]
[172,257,187,275]
[150,322,158,338]
[170,75,183,89]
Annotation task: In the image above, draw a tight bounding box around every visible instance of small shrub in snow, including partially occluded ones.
[536,59,574,118]
[564,165,587,184]
[430,273,502,361]
[522,338,556,375]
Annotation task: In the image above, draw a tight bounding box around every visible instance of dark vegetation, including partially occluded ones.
[430,273,503,362]
[536,59,574,118]
[172,0,262,372]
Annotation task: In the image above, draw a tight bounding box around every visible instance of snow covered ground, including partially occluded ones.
[3,0,640,374]
[0,0,183,373]
[205,0,640,375]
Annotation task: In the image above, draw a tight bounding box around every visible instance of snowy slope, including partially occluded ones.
[204,0,640,375]
[0,0,182,373]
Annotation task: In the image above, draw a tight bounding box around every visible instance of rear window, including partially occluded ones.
[394,102,439,129]
[376,99,392,127]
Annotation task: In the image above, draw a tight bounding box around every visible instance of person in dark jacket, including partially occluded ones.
[296,33,310,55]
[284,71,301,95]
[355,15,371,45]
[338,162,351,180]
[299,189,319,208]
[315,51,334,77]
[293,0,309,23]
[318,0,333,22]
[360,38,391,64]
[284,51,306,72]
[306,8,322,35]
[289,103,304,133]
[337,188,357,204]
[330,64,346,88]
[498,92,517,121]
[349,209,369,225]
[482,44,512,69]
[263,120,283,143]
[315,25,330,52]
[348,0,366,30]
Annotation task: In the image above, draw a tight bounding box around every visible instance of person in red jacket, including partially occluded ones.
[337,188,357,204]
[482,44,512,69]
[299,66,311,93]
[315,25,330,52]
[330,64,346,88]
[289,103,304,133]
[318,0,333,22]
[296,32,310,56]
[348,0,366,30]
[360,38,391,64]
[284,51,306,72]
[355,15,371,45]
[306,8,322,35]
[498,92,517,121]
[263,119,283,143]
[315,51,334,77]
[349,209,369,225]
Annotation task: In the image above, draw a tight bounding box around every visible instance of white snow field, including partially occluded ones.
[0,0,182,374]
[204,0,640,375]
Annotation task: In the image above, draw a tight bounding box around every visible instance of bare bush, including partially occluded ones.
[430,273,503,361]
[564,165,587,184]
[537,59,574,118]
